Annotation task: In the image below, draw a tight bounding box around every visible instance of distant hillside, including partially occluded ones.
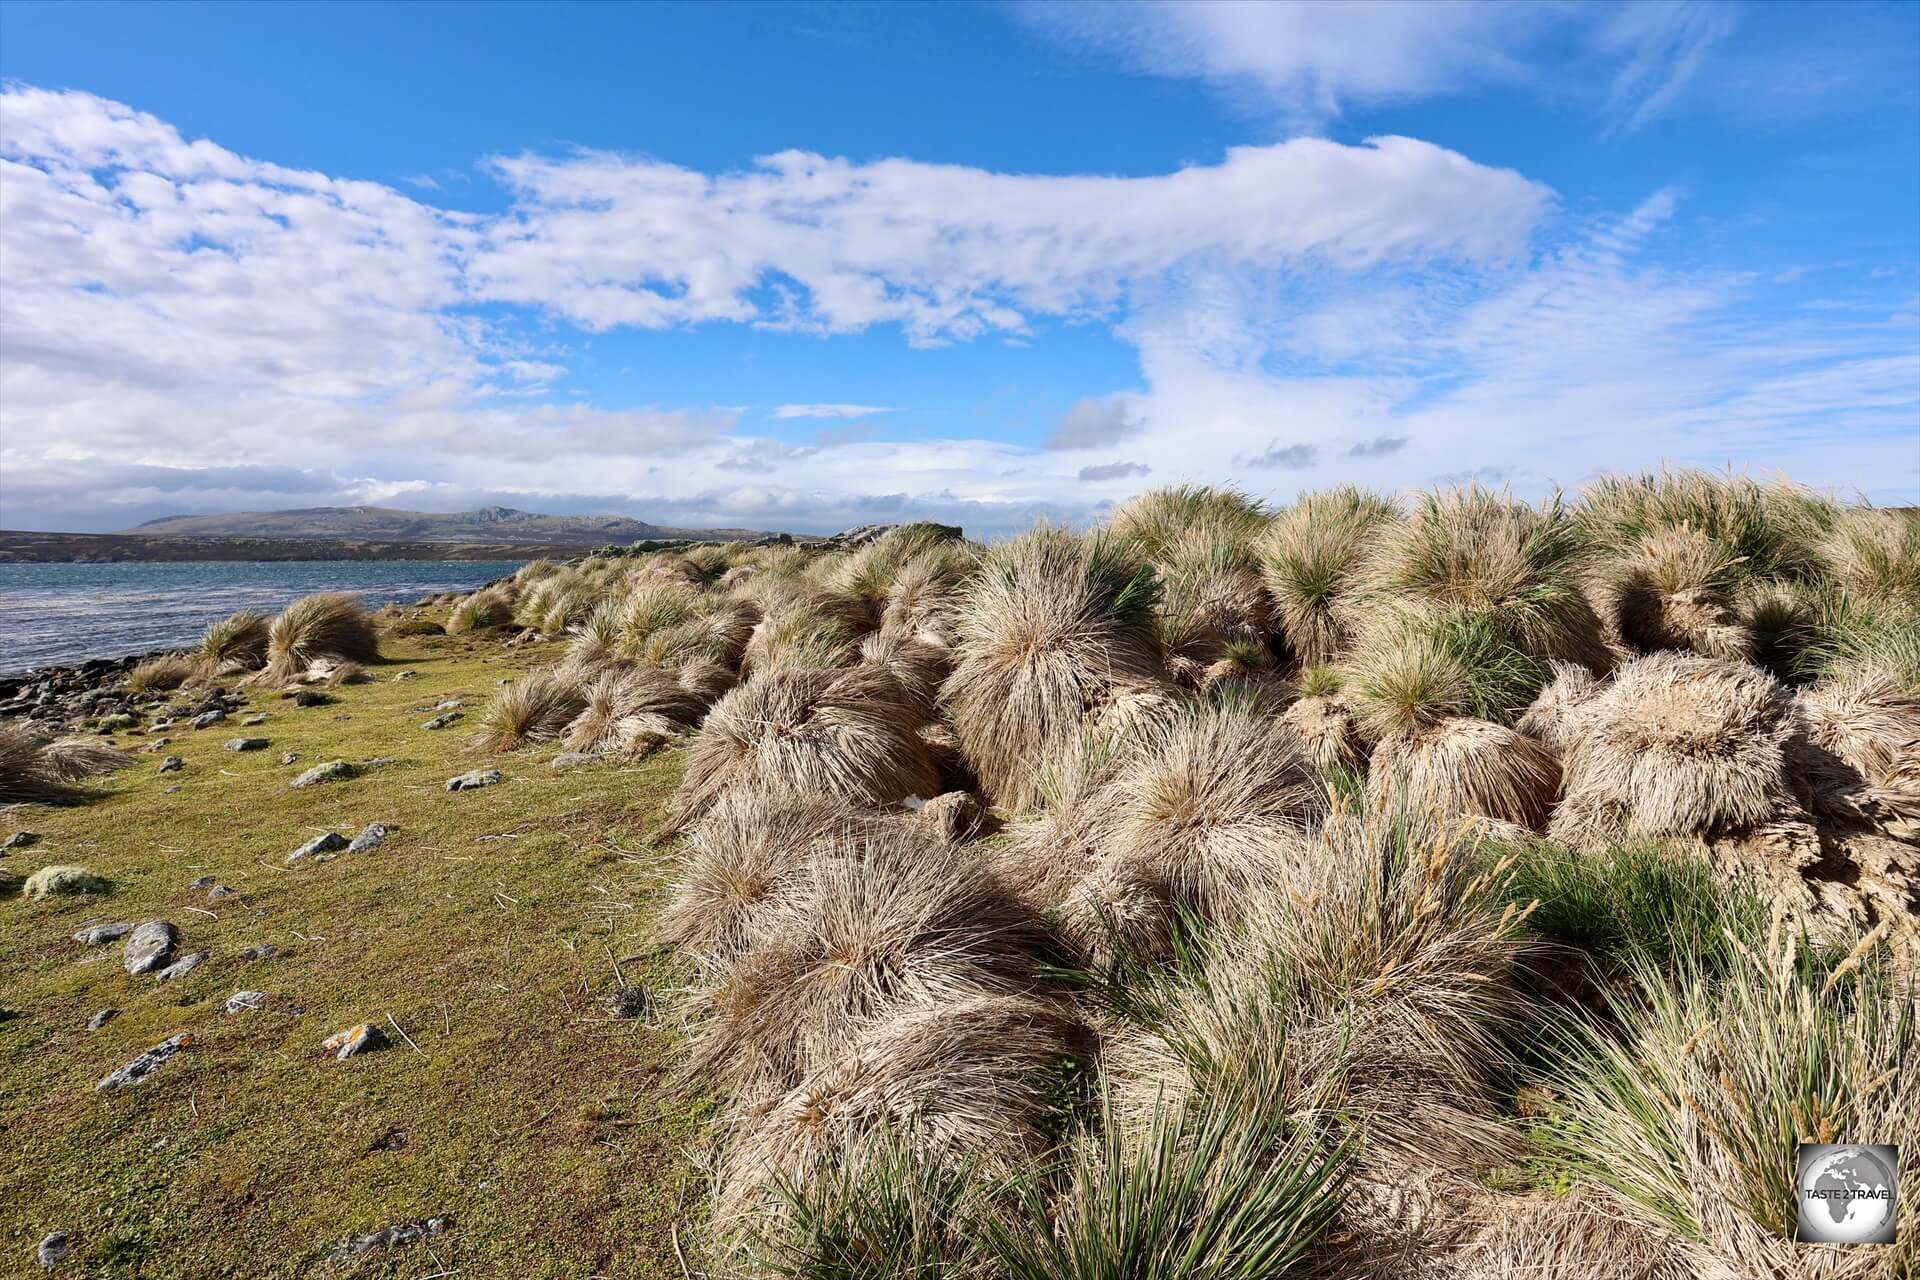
[124,505,776,545]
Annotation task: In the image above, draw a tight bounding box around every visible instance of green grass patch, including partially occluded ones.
[1,632,710,1278]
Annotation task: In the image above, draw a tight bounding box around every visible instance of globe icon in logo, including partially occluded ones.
[1797,1144,1899,1245]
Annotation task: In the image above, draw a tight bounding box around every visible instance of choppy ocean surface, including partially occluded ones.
[0,560,522,675]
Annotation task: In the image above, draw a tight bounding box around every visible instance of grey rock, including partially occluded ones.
[238,944,278,962]
[289,832,349,862]
[278,751,299,766]
[240,714,267,726]
[190,709,226,729]
[290,759,356,788]
[394,670,418,680]
[37,1230,71,1267]
[420,712,462,731]
[97,713,137,731]
[155,950,209,983]
[96,1033,191,1090]
[434,698,463,710]
[87,1009,118,1031]
[291,689,330,708]
[223,737,269,752]
[347,823,390,853]
[224,990,267,1014]
[187,876,216,891]
[157,755,184,774]
[445,769,503,792]
[366,756,396,767]
[324,1216,448,1260]
[551,752,602,770]
[145,737,172,751]
[162,785,182,794]
[122,920,178,975]
[2,831,40,851]
[207,884,236,900]
[74,922,134,946]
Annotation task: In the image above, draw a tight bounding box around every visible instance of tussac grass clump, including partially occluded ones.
[1106,484,1270,564]
[1355,485,1605,669]
[473,669,587,753]
[672,666,939,829]
[0,725,134,804]
[1544,926,1917,1279]
[264,591,380,684]
[686,823,1050,1100]
[1577,467,1837,585]
[125,654,195,694]
[1258,485,1396,666]
[943,527,1164,812]
[715,994,1081,1226]
[446,586,515,635]
[1592,525,1752,660]
[1550,651,1795,841]
[195,608,272,675]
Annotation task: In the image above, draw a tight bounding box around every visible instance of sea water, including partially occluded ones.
[0,560,522,674]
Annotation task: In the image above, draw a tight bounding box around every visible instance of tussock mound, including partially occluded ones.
[1370,717,1561,831]
[653,787,864,969]
[1592,525,1752,660]
[265,592,380,684]
[473,670,587,753]
[1258,485,1396,665]
[856,629,949,724]
[1550,652,1795,841]
[686,824,1049,1099]
[713,994,1080,1224]
[0,725,132,803]
[1100,692,1323,939]
[1282,691,1366,772]
[195,609,271,675]
[561,666,705,756]
[1354,485,1608,669]
[943,527,1166,811]
[1515,660,1604,756]
[672,665,940,831]
[1795,672,1920,813]
[447,586,514,635]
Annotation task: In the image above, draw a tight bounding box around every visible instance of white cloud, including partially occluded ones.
[773,403,896,419]
[469,135,1549,342]
[1016,0,1733,130]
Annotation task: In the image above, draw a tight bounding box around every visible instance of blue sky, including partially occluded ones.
[1,0,1915,534]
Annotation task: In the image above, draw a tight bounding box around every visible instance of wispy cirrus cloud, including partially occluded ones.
[1015,0,1734,130]
[773,403,897,419]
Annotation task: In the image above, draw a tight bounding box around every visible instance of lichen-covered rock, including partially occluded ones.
[155,951,209,983]
[290,760,356,788]
[224,991,267,1014]
[122,920,178,975]
[445,769,503,792]
[96,1033,192,1090]
[322,1022,389,1061]
[223,737,269,752]
[288,832,349,862]
[157,755,183,774]
[324,1216,448,1260]
[73,922,133,946]
[347,823,389,853]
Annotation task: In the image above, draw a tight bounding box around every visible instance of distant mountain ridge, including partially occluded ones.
[125,505,777,545]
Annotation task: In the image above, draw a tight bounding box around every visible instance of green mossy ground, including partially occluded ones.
[1,632,710,1278]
